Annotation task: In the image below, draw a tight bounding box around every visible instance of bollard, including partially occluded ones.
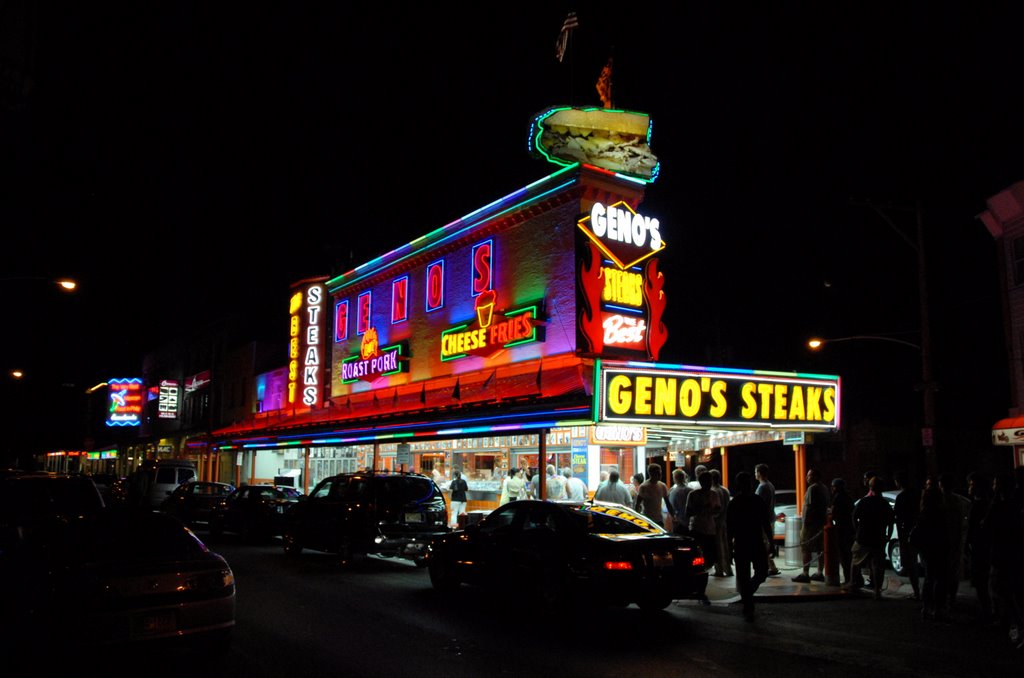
[824,520,840,586]
[784,515,803,567]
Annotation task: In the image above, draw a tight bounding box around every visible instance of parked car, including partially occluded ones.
[1,474,235,653]
[282,471,448,565]
[145,459,198,508]
[209,484,303,539]
[161,480,237,526]
[427,499,708,611]
[773,489,798,546]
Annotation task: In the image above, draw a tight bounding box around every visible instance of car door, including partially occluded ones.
[298,477,346,551]
[458,502,523,584]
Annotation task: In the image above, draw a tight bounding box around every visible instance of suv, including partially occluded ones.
[282,471,449,566]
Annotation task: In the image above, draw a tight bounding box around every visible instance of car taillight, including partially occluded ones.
[692,555,705,568]
[603,561,633,571]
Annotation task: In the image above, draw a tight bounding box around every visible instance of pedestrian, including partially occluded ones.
[669,468,691,536]
[594,469,632,506]
[851,475,895,599]
[710,469,734,577]
[915,484,951,620]
[687,465,707,491]
[964,471,993,624]
[685,469,721,571]
[984,469,1024,646]
[544,464,566,500]
[793,468,829,584]
[754,463,780,575]
[830,477,856,586]
[893,471,922,601]
[937,472,969,609]
[449,470,468,529]
[563,467,587,502]
[628,472,645,504]
[505,467,526,503]
[635,464,673,528]
[727,471,772,621]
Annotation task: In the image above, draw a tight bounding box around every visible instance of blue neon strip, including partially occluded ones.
[604,304,644,315]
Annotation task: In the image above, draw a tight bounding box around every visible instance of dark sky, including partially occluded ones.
[3,4,1023,444]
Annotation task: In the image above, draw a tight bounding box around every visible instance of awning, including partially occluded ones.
[212,357,593,445]
[991,415,1024,446]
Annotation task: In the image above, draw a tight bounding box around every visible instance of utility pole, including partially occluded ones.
[855,199,938,478]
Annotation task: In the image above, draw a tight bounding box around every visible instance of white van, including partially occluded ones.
[145,460,197,508]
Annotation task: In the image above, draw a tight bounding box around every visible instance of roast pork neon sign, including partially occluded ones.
[341,327,406,383]
[440,292,541,361]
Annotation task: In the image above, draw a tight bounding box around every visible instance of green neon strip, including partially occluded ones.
[592,359,602,420]
[502,305,539,348]
[440,323,471,361]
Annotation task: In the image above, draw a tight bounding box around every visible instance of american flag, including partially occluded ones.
[555,12,579,63]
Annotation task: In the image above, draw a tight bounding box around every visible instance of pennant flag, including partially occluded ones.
[420,383,426,404]
[452,377,462,400]
[555,12,579,63]
[483,369,496,390]
[596,57,613,108]
[372,391,379,406]
[392,388,399,406]
[536,362,543,391]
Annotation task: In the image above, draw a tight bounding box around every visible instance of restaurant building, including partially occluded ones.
[210,108,841,512]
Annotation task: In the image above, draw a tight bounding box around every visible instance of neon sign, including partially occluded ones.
[392,276,408,324]
[578,201,665,270]
[471,239,493,297]
[335,300,349,342]
[426,259,445,311]
[158,379,180,419]
[288,283,326,407]
[341,328,406,383]
[599,366,840,429]
[440,291,542,361]
[106,378,143,427]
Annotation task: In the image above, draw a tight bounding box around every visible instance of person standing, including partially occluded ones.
[830,477,856,586]
[727,471,772,621]
[916,484,952,620]
[793,468,830,583]
[964,471,993,623]
[635,464,673,528]
[754,463,780,575]
[893,471,922,600]
[449,471,468,529]
[542,464,566,500]
[851,475,896,600]
[984,469,1024,645]
[563,468,587,502]
[710,469,734,577]
[594,469,632,506]
[686,470,721,570]
[505,467,526,503]
[628,472,645,504]
[669,468,691,536]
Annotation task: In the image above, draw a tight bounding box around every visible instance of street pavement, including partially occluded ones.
[700,561,919,604]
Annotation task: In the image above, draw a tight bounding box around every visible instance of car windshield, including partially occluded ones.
[56,511,209,564]
[572,503,664,535]
[380,477,436,503]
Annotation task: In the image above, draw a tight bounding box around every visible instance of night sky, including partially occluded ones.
[3,4,1023,458]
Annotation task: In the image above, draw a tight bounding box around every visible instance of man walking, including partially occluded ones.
[594,469,632,506]
[669,468,691,536]
[728,471,772,621]
[851,475,896,599]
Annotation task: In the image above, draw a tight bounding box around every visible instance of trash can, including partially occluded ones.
[784,514,803,567]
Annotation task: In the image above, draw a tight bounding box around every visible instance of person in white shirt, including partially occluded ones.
[563,468,587,501]
[594,470,632,506]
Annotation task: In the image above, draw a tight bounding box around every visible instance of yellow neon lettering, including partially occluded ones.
[634,377,653,415]
[740,382,757,419]
[608,375,633,414]
[680,379,701,417]
[789,385,806,420]
[823,387,836,422]
[709,380,728,417]
[774,383,788,420]
[756,383,774,419]
[654,378,677,416]
[806,386,822,420]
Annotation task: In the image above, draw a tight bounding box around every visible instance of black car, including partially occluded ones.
[282,471,448,565]
[161,480,237,526]
[209,484,303,539]
[427,500,709,611]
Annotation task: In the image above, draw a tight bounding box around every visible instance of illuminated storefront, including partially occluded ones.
[211,109,840,509]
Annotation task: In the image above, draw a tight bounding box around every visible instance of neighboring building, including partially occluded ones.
[978,180,1024,466]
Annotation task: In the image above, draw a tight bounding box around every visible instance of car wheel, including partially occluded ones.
[413,555,429,568]
[428,555,460,591]
[887,539,904,575]
[637,595,673,612]
[283,530,303,556]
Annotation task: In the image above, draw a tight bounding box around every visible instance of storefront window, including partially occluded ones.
[599,447,635,485]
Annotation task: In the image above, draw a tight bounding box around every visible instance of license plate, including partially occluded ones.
[277,505,284,514]
[404,512,423,523]
[132,611,176,637]
[651,553,673,569]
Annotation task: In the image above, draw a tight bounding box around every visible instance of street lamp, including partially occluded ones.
[807,335,921,351]
[807,332,937,477]
[0,276,78,292]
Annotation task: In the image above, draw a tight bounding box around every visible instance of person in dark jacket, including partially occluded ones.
[830,478,855,586]
[965,471,993,624]
[727,471,771,621]
[893,471,921,600]
[917,485,951,621]
[851,475,895,600]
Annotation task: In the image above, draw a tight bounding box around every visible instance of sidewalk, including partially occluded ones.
[698,562,919,604]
